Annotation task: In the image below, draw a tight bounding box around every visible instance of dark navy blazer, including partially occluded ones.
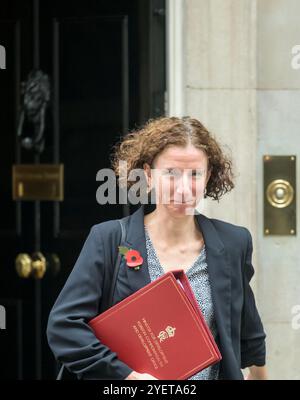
[46,204,266,380]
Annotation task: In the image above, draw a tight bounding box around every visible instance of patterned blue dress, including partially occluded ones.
[144,224,220,380]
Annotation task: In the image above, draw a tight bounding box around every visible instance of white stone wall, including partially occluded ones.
[184,0,257,234]
[256,0,300,380]
[181,0,300,379]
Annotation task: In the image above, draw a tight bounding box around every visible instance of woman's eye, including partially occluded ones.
[164,169,180,176]
[163,169,204,177]
[192,171,204,177]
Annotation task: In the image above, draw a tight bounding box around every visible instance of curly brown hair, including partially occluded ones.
[110,116,234,201]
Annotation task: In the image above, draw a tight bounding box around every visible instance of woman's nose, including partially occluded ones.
[174,175,193,201]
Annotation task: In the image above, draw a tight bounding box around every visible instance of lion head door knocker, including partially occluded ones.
[17,69,51,154]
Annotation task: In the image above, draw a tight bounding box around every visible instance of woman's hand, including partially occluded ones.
[125,371,158,380]
[245,365,268,380]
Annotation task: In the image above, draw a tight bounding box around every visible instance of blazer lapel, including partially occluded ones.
[121,205,152,293]
[121,205,232,343]
[196,214,232,343]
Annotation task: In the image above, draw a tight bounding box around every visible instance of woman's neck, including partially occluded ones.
[144,206,201,245]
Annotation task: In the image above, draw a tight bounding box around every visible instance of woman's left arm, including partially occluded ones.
[240,228,268,378]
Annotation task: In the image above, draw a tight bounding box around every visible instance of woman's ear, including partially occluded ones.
[143,163,152,190]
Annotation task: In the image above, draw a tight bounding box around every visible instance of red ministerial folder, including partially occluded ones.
[88,269,222,380]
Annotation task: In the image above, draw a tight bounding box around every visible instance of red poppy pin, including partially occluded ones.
[118,246,144,270]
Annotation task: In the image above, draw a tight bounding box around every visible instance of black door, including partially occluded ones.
[0,0,165,379]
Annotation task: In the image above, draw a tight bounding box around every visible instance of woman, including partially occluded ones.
[47,116,267,380]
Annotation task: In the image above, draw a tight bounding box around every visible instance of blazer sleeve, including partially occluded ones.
[46,225,134,380]
[240,228,267,369]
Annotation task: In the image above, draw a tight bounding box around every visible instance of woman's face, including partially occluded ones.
[144,144,211,215]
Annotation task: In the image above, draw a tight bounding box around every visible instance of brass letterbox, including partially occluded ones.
[12,164,64,201]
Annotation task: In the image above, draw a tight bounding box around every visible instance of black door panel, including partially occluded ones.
[0,0,165,379]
